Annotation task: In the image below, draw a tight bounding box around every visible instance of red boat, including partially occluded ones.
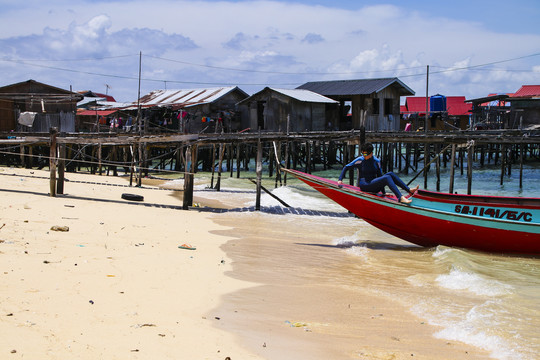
[283,169,540,255]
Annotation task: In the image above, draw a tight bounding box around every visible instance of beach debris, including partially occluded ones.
[285,320,309,328]
[133,323,156,328]
[262,342,266,348]
[89,300,94,305]
[11,350,16,354]
[214,317,220,320]
[50,225,69,232]
[64,205,75,208]
[121,193,144,202]
[0,223,5,230]
[178,244,196,250]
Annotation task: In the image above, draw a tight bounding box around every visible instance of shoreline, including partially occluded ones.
[212,211,493,360]
[0,167,492,359]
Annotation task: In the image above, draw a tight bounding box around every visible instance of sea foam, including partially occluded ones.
[436,268,513,297]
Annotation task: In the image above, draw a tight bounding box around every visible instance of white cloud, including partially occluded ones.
[0,1,538,101]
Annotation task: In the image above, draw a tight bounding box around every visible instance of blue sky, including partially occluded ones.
[0,0,539,102]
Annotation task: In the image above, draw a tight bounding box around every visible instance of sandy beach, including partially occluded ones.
[0,167,492,359]
[0,167,259,359]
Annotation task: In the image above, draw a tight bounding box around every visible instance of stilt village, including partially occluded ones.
[1,78,540,209]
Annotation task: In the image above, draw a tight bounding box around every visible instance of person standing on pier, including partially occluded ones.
[337,143,419,204]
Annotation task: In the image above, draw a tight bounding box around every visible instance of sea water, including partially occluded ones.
[180,161,540,360]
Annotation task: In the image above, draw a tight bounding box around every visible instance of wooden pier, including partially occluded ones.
[1,129,540,209]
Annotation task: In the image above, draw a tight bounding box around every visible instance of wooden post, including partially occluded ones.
[424,142,429,189]
[28,146,33,169]
[19,145,25,168]
[405,143,411,175]
[129,144,135,186]
[236,143,241,178]
[216,143,224,191]
[500,144,506,186]
[348,144,355,186]
[284,140,289,186]
[449,143,456,194]
[305,141,311,174]
[436,145,441,192]
[137,141,144,187]
[49,128,57,197]
[467,144,474,195]
[98,143,103,175]
[228,144,233,178]
[519,143,524,189]
[182,145,194,210]
[273,141,282,188]
[255,137,263,211]
[210,144,216,188]
[57,144,65,194]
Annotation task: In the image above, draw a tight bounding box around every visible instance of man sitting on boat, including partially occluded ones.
[337,143,419,204]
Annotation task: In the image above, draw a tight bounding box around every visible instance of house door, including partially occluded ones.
[257,101,266,130]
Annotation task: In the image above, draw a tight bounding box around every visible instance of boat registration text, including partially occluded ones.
[454,205,533,222]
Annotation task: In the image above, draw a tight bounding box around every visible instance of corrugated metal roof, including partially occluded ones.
[296,77,415,96]
[137,86,246,108]
[269,88,338,103]
[512,85,540,98]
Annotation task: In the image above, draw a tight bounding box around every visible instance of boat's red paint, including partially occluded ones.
[286,169,540,255]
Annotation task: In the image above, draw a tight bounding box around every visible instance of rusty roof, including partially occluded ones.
[137,86,248,109]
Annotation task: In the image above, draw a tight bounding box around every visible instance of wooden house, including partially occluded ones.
[508,85,540,129]
[134,86,249,133]
[465,94,511,130]
[297,78,415,131]
[236,87,339,132]
[466,86,540,130]
[0,79,82,132]
[402,95,472,130]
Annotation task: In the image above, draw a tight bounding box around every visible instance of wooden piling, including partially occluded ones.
[182,145,194,210]
[467,144,474,195]
[255,137,263,211]
[49,128,57,197]
[449,144,456,194]
[57,144,65,194]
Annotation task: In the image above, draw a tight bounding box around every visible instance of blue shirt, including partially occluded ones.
[338,155,383,186]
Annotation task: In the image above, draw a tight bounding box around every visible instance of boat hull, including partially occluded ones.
[285,169,540,255]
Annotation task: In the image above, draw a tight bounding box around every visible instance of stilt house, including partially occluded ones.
[297,78,415,131]
[0,79,82,132]
[236,87,339,132]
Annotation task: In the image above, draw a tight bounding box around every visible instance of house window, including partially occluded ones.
[384,98,393,115]
[372,98,380,115]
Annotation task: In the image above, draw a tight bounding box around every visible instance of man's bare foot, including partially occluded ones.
[409,185,419,196]
[400,196,412,204]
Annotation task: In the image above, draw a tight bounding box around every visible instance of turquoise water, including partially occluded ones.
[177,158,540,360]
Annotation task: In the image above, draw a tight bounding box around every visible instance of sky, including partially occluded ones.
[0,0,539,103]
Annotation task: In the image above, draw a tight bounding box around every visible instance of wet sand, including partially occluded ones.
[212,211,493,360]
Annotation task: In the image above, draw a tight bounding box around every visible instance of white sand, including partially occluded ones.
[0,167,260,359]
